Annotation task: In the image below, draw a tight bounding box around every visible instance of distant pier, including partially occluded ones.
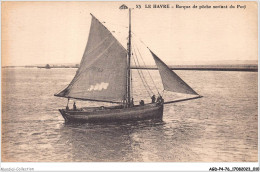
[3,64,258,72]
[131,64,258,72]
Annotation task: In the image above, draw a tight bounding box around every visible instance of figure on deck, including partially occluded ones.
[73,102,77,111]
[130,98,134,107]
[140,100,144,106]
[122,96,127,108]
[151,95,156,103]
[156,96,164,105]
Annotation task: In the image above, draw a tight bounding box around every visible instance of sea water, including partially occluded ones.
[1,68,258,162]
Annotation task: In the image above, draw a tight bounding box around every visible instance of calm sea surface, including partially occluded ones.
[2,68,258,162]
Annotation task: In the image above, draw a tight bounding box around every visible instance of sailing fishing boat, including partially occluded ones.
[54,9,202,123]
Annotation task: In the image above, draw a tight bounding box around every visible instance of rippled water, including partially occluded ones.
[2,68,258,162]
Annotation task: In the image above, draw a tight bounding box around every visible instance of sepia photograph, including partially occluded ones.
[1,0,258,170]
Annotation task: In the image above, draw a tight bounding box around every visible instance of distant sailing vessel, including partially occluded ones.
[38,64,51,69]
[54,9,201,123]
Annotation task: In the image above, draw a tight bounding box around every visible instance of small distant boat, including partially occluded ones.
[54,9,202,123]
[38,64,51,69]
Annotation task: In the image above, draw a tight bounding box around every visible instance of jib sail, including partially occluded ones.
[150,50,198,95]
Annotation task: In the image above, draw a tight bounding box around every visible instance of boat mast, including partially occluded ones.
[127,8,132,107]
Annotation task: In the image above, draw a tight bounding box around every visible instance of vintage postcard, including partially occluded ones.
[1,1,258,171]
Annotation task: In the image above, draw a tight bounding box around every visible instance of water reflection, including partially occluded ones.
[57,118,203,162]
[58,120,163,161]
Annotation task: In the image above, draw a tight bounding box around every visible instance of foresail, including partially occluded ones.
[55,15,127,102]
[150,50,198,95]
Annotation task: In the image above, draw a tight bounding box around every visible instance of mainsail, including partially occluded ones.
[55,15,128,102]
[150,50,199,95]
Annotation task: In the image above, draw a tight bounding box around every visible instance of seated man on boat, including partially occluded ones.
[140,100,145,106]
[151,95,156,103]
[73,102,77,111]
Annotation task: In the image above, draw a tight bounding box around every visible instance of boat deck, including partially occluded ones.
[65,103,158,114]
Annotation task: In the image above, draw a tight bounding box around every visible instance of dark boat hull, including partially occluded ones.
[59,103,163,123]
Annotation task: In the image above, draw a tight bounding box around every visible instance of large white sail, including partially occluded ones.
[55,15,128,102]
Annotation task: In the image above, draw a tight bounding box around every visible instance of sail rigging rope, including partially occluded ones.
[132,47,154,96]
[133,47,156,96]
[132,32,150,50]
[132,48,151,94]
[132,42,160,95]
[132,54,151,97]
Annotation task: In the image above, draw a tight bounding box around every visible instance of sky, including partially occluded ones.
[1,1,258,66]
